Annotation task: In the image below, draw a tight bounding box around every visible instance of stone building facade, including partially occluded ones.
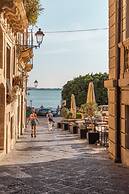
[105,0,129,166]
[0,0,32,156]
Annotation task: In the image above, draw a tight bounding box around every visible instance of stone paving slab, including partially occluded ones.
[0,118,129,193]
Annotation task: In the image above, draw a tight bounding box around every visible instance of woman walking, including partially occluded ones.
[28,110,39,138]
[47,111,55,131]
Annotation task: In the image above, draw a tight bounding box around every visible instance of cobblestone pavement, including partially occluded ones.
[0,118,129,194]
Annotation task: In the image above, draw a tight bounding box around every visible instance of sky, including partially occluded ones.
[28,0,108,88]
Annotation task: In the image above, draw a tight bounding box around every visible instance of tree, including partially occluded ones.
[62,73,108,108]
[23,0,43,25]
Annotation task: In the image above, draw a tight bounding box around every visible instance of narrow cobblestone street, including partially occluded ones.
[0,118,129,194]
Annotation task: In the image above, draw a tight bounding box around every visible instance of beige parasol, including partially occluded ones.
[87,81,96,104]
[70,94,76,119]
[86,82,96,130]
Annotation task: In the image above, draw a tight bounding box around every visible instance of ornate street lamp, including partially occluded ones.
[35,28,45,47]
[17,28,45,49]
[34,80,38,88]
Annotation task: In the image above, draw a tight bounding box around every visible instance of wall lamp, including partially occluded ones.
[34,28,45,48]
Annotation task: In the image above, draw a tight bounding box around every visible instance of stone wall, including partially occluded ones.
[0,19,27,156]
[0,83,5,150]
[107,0,117,159]
[108,0,129,166]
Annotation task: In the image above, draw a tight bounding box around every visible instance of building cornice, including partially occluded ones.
[0,0,28,33]
[104,79,117,89]
[118,38,129,48]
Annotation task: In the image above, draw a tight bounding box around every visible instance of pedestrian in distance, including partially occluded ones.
[27,109,39,138]
[56,105,60,116]
[46,110,55,131]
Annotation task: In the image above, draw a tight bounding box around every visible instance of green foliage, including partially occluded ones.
[23,0,43,25]
[80,103,97,118]
[76,112,82,119]
[62,73,108,108]
[67,112,73,119]
[60,107,69,118]
[80,103,98,131]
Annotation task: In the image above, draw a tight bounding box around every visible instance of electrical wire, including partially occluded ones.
[44,27,108,34]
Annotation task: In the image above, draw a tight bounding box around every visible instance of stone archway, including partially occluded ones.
[0,83,5,150]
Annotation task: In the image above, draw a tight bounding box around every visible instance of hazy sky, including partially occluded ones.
[28,0,108,88]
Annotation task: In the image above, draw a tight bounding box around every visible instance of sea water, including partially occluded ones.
[27,89,62,109]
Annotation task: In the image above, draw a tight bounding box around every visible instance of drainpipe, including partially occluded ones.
[20,91,23,135]
[114,0,121,163]
[20,71,24,135]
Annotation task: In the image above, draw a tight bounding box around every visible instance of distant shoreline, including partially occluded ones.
[27,87,62,91]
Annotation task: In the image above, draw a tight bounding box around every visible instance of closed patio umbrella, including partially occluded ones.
[70,94,76,119]
[86,81,97,130]
[87,81,96,104]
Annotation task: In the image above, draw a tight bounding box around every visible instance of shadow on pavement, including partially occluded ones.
[0,154,129,193]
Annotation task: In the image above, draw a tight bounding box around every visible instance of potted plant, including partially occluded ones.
[76,112,82,119]
[70,122,78,134]
[80,103,99,144]
[67,112,73,119]
[60,106,69,119]
[78,123,87,139]
[60,106,70,130]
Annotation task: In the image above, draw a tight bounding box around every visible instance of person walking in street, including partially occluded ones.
[56,105,60,116]
[27,110,39,138]
[46,110,55,131]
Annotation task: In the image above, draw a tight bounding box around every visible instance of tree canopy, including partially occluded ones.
[23,0,43,25]
[62,73,108,108]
